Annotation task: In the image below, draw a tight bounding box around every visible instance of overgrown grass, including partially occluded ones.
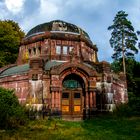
[0,116,140,140]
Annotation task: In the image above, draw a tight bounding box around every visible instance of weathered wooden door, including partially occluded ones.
[61,74,85,119]
[62,90,82,117]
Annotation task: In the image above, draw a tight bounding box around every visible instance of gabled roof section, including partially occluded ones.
[45,60,66,71]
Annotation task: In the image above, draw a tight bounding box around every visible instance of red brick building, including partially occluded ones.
[0,20,128,120]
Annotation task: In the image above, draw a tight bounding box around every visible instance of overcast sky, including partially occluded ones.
[0,0,140,62]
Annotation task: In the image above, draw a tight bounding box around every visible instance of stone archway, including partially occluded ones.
[50,62,97,119]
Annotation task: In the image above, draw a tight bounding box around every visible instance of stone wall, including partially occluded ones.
[0,73,29,104]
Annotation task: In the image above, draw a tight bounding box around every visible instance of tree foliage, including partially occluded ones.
[0,20,25,67]
[108,10,138,60]
[111,58,140,96]
[112,59,140,116]
[137,31,140,49]
[0,87,27,129]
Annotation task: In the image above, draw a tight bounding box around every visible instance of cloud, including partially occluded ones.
[39,0,59,19]
[5,0,26,14]
[0,2,6,19]
[20,0,63,32]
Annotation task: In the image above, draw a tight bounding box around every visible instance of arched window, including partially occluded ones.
[62,74,84,89]
[63,79,81,89]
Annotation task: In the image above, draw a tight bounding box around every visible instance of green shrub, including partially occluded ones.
[0,87,27,129]
[113,103,132,117]
[113,92,140,117]
[128,92,140,116]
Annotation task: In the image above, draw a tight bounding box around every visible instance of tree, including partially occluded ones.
[137,31,140,49]
[108,11,138,75]
[0,87,27,129]
[0,20,25,67]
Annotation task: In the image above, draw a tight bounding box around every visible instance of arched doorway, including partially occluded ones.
[61,74,85,119]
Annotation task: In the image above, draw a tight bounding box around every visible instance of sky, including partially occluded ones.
[0,0,140,62]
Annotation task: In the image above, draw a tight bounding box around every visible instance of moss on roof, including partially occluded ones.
[0,64,29,77]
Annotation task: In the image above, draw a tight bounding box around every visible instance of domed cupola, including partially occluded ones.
[26,20,90,39]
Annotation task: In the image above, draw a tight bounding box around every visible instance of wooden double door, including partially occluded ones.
[62,90,82,117]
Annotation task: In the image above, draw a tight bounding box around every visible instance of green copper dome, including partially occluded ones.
[26,20,90,39]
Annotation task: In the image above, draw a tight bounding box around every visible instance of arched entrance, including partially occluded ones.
[61,74,85,119]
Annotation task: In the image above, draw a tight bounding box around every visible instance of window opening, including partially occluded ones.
[63,46,68,54]
[56,46,61,54]
[69,46,74,52]
[38,47,41,54]
[32,74,38,81]
[28,49,31,56]
[74,93,80,98]
[33,48,36,55]
[62,92,69,98]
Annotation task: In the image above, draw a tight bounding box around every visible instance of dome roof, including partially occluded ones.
[26,20,90,39]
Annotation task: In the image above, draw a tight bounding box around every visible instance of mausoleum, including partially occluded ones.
[0,20,128,120]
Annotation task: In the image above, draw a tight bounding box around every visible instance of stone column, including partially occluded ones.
[51,91,55,109]
[90,91,93,108]
[85,91,89,118]
[58,91,61,110]
[54,91,57,108]
[93,92,96,108]
[86,91,89,108]
[55,91,59,108]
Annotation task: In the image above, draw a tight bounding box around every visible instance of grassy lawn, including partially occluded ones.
[0,116,140,140]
